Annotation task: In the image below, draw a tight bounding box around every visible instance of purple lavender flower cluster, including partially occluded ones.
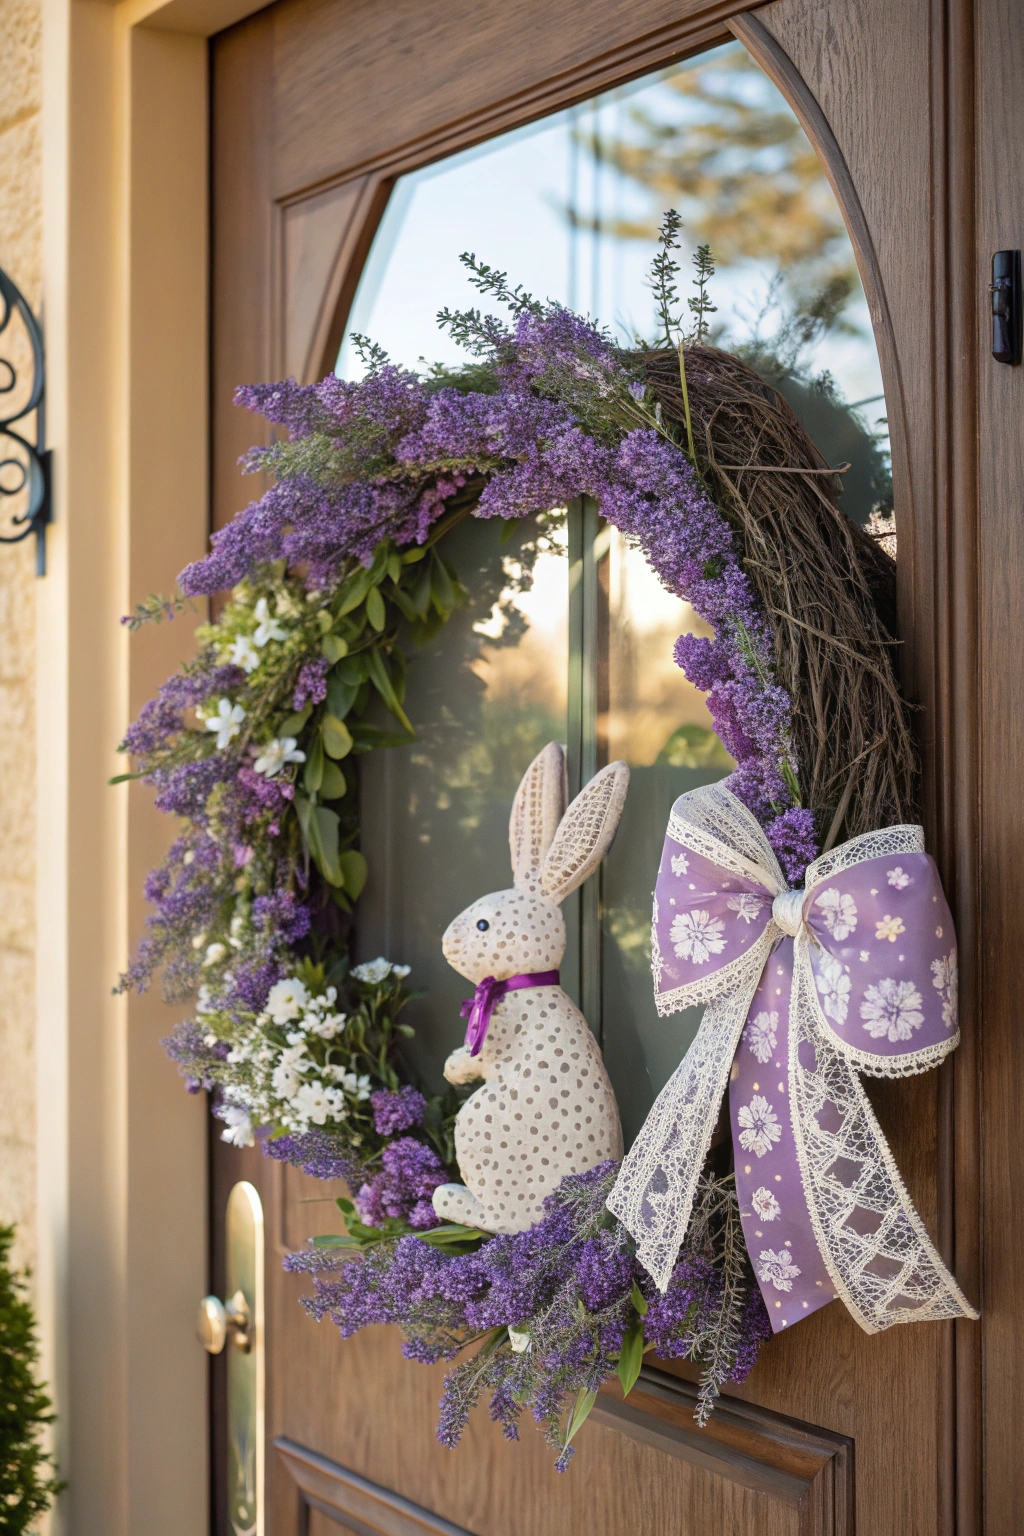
[370,1085,428,1136]
[355,1136,446,1230]
[286,1163,770,1468]
[176,304,814,878]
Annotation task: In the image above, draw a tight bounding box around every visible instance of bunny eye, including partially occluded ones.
[476,919,490,932]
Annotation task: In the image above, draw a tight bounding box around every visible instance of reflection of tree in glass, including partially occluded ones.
[656,723,734,770]
[393,512,568,867]
[569,47,852,282]
[570,48,892,526]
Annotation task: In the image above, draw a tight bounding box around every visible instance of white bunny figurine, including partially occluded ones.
[432,742,627,1234]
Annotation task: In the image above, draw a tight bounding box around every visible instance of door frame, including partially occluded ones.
[40,0,988,1530]
[38,1,273,1532]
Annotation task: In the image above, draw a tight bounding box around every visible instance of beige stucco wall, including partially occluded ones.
[0,0,40,1280]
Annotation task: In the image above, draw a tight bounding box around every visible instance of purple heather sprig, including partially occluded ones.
[287,1164,770,1469]
[175,307,807,866]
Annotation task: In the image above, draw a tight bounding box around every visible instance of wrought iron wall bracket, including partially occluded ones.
[0,264,51,575]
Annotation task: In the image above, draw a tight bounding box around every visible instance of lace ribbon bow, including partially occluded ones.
[461,970,560,1056]
[606,780,977,1335]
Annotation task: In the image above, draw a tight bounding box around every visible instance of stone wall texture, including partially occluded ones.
[0,0,41,1278]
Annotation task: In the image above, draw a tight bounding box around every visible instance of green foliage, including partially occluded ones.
[687,244,717,344]
[313,1202,488,1255]
[656,723,734,771]
[121,591,195,632]
[460,254,545,318]
[0,1227,63,1531]
[348,332,391,376]
[649,208,684,345]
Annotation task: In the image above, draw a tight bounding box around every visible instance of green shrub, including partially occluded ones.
[0,1226,62,1531]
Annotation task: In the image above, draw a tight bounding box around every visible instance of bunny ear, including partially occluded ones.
[510,742,567,890]
[539,761,630,903]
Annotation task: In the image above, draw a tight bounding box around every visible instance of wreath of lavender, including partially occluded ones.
[120,220,905,1468]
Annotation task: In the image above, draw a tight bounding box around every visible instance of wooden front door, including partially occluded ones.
[207,0,1021,1531]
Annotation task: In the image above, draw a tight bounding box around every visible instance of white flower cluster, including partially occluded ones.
[205,957,413,1150]
[213,974,374,1147]
[351,957,411,984]
[202,587,310,775]
[227,594,296,674]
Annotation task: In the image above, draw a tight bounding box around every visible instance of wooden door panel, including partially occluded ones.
[279,175,384,383]
[210,0,992,1529]
[213,1142,854,1536]
[976,0,1024,1529]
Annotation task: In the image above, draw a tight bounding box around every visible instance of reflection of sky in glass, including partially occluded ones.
[472,533,569,729]
[339,42,886,419]
[604,529,726,767]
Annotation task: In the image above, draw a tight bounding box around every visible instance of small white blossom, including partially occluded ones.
[392,964,411,979]
[737,1095,782,1158]
[219,1104,255,1148]
[669,910,727,965]
[815,952,852,1025]
[860,978,924,1041]
[815,887,858,940]
[875,914,905,943]
[203,942,227,967]
[352,957,393,983]
[887,866,911,889]
[271,1060,303,1099]
[309,1012,346,1039]
[266,977,309,1024]
[291,1081,335,1126]
[253,596,288,647]
[670,851,689,877]
[757,1247,801,1292]
[751,1187,781,1221]
[229,634,260,673]
[204,697,246,750]
[192,932,207,951]
[253,736,306,778]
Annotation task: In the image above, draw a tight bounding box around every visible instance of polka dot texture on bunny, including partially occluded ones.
[453,990,623,1233]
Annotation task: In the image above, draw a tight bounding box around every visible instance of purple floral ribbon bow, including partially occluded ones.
[607,779,977,1336]
[461,970,561,1056]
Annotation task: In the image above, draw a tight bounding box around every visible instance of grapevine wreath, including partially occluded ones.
[118,218,974,1469]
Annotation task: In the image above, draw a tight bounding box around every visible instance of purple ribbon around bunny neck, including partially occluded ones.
[461,970,561,1056]
[607,780,978,1337]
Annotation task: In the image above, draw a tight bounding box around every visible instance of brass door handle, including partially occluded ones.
[197,1288,252,1354]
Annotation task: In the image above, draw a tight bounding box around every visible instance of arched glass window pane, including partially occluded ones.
[340,40,892,530]
[348,39,894,1133]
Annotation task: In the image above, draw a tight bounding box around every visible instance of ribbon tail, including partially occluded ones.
[607,948,767,1292]
[788,940,979,1332]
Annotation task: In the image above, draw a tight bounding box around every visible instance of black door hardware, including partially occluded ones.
[991,250,1022,365]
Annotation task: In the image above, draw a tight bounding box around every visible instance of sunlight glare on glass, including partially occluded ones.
[338,40,887,432]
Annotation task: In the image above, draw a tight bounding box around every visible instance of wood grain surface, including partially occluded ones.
[975,0,1024,1531]
[207,0,1014,1529]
